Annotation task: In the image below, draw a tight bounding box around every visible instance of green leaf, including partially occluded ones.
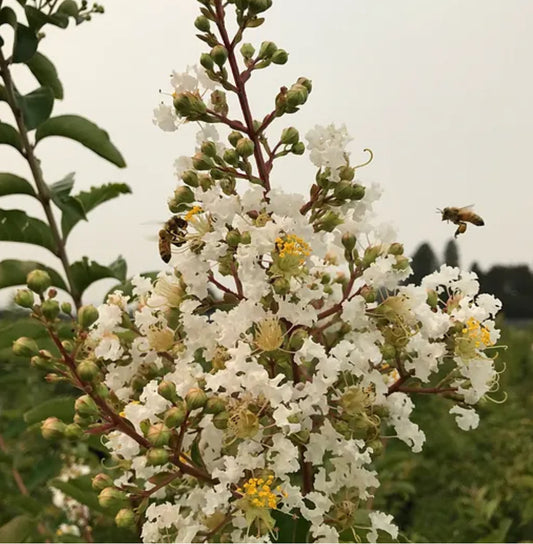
[69,256,127,297]
[49,172,87,236]
[24,6,68,30]
[0,173,36,198]
[57,0,79,17]
[0,259,67,290]
[0,85,7,102]
[61,182,131,239]
[12,24,38,63]
[15,86,54,130]
[272,510,310,544]
[0,209,57,254]
[50,478,105,513]
[26,52,64,99]
[0,122,23,153]
[24,396,75,424]
[36,115,126,167]
[0,6,17,28]
[0,515,34,543]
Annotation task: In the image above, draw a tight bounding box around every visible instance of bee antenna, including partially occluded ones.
[436,208,443,214]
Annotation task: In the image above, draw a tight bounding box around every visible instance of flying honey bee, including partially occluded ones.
[438,205,485,238]
[158,216,188,263]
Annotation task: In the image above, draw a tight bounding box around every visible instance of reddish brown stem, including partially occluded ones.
[396,386,458,395]
[205,107,248,132]
[208,272,242,299]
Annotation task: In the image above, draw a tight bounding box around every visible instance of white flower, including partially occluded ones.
[152,103,178,132]
[367,511,399,543]
[306,124,352,180]
[449,405,480,430]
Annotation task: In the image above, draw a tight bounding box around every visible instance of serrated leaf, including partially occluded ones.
[26,52,64,99]
[50,478,105,513]
[12,24,38,63]
[0,259,67,290]
[36,115,126,167]
[15,85,54,130]
[69,256,127,297]
[0,173,36,198]
[24,396,75,424]
[0,515,34,543]
[0,122,23,153]
[0,209,57,254]
[61,182,131,239]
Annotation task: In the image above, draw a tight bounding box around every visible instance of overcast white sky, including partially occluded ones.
[1,0,532,304]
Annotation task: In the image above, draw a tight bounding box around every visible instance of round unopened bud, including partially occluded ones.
[147,423,171,447]
[78,305,99,328]
[362,246,382,267]
[240,231,251,245]
[273,277,290,296]
[349,184,365,200]
[339,165,355,181]
[115,508,135,529]
[186,388,207,410]
[388,242,404,256]
[316,210,342,232]
[341,233,356,252]
[31,354,52,370]
[26,269,51,294]
[75,394,98,417]
[280,127,299,146]
[13,336,39,357]
[60,301,72,315]
[228,131,243,147]
[64,423,83,440]
[210,45,228,66]
[173,187,195,208]
[235,137,254,157]
[92,473,114,491]
[248,0,272,14]
[223,148,239,166]
[173,92,207,120]
[297,76,312,93]
[146,447,170,466]
[258,40,277,59]
[200,52,214,71]
[360,285,376,303]
[213,411,229,430]
[205,396,226,415]
[41,417,66,440]
[98,487,128,510]
[77,360,99,382]
[289,329,308,351]
[164,404,187,428]
[41,299,60,321]
[181,170,199,188]
[157,380,178,403]
[393,255,410,271]
[286,84,308,108]
[240,42,255,59]
[334,180,354,200]
[271,49,288,65]
[201,140,217,158]
[194,15,210,32]
[210,168,224,180]
[225,230,241,248]
[368,439,384,457]
[291,142,305,155]
[381,344,396,360]
[192,152,214,171]
[14,289,34,309]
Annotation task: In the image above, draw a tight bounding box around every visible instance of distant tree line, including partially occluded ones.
[410,240,533,320]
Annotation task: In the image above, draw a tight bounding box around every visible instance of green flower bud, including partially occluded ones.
[393,255,410,271]
[173,91,207,120]
[192,152,214,171]
[235,137,255,157]
[200,141,217,158]
[173,186,195,207]
[334,180,354,200]
[77,360,100,382]
[41,417,66,440]
[157,380,178,403]
[220,177,236,195]
[258,41,277,60]
[205,396,226,415]
[271,49,288,65]
[146,447,170,466]
[426,289,439,308]
[362,246,382,267]
[226,230,241,248]
[360,285,376,303]
[194,15,210,32]
[291,142,305,155]
[60,301,72,315]
[73,413,91,427]
[30,354,52,370]
[213,410,229,430]
[61,339,75,353]
[228,131,243,147]
[280,127,299,145]
[240,42,255,59]
[240,231,251,244]
[210,89,228,116]
[286,84,308,108]
[92,473,114,491]
[147,423,171,447]
[388,242,404,256]
[181,170,199,188]
[210,45,228,66]
[341,232,356,252]
[164,404,187,428]
[248,0,272,14]
[139,419,151,436]
[41,299,59,321]
[98,487,128,510]
[26,269,51,294]
[13,336,39,357]
[339,165,355,181]
[381,344,396,360]
[14,289,34,309]
[200,52,214,71]
[289,329,308,351]
[297,76,312,93]
[234,0,250,10]
[186,388,207,410]
[64,423,83,440]
[223,148,239,166]
[273,277,291,296]
[316,210,342,232]
[368,439,384,457]
[78,304,99,328]
[75,394,99,417]
[349,184,365,200]
[115,508,135,529]
[95,383,110,399]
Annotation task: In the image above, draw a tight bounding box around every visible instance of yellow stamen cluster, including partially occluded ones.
[236,476,287,509]
[275,234,311,263]
[254,318,284,352]
[462,317,493,348]
[184,205,203,222]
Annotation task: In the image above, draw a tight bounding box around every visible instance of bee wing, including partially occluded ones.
[458,204,475,212]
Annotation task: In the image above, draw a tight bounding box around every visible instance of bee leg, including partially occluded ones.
[454,222,467,238]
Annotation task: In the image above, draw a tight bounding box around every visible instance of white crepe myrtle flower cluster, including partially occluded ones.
[21,1,502,542]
